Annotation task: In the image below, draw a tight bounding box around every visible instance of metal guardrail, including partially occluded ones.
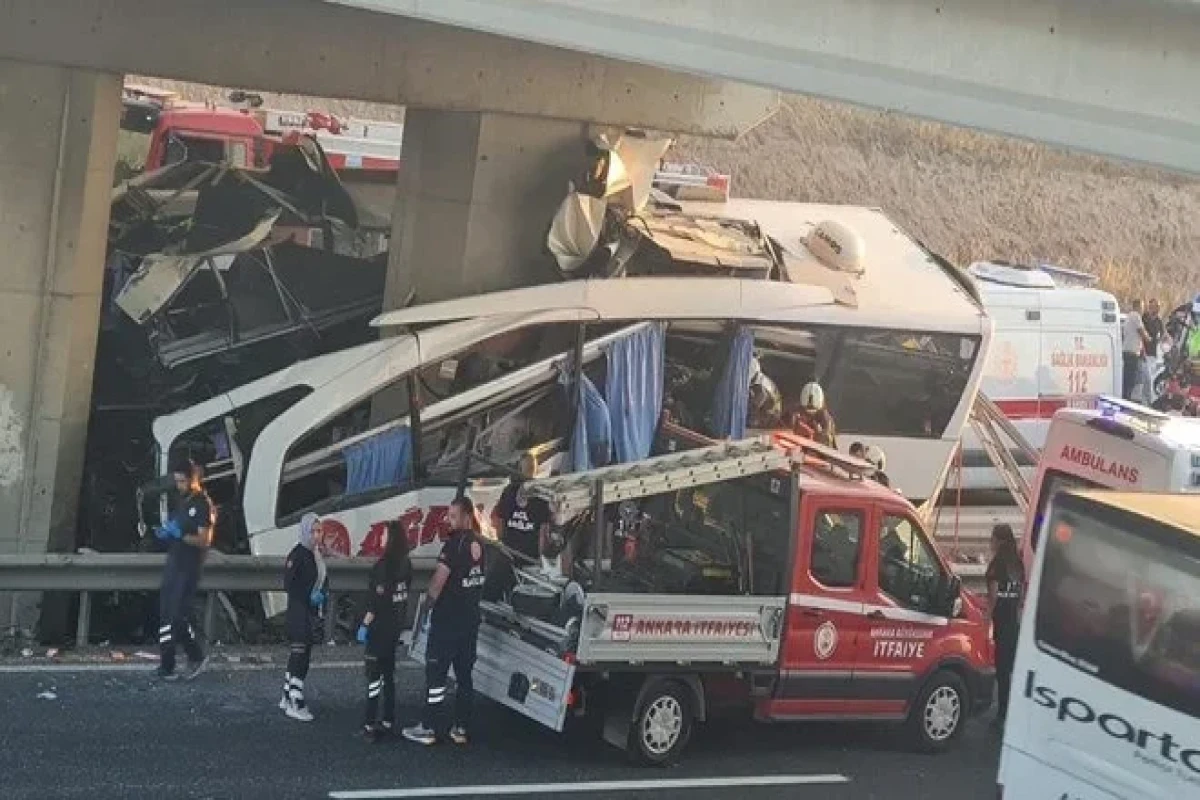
[2,544,989,646]
[0,553,437,646]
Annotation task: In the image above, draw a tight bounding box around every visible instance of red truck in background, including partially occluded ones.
[119,83,403,176]
[118,83,733,201]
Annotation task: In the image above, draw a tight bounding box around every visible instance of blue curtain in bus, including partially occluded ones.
[711,326,755,439]
[344,426,412,495]
[563,371,613,472]
[605,323,666,463]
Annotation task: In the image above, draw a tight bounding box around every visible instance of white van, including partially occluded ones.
[959,261,1121,492]
[1021,397,1200,565]
[997,489,1200,799]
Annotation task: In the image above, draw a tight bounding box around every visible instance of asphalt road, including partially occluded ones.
[0,660,1001,800]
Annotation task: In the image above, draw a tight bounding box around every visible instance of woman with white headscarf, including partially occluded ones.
[280,512,327,721]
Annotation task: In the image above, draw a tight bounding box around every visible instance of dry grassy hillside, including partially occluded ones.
[139,78,1200,304]
[675,98,1200,305]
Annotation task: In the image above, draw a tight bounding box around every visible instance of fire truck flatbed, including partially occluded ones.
[409,433,994,765]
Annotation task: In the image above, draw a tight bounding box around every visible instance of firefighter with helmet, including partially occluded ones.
[865,444,893,489]
[795,382,837,449]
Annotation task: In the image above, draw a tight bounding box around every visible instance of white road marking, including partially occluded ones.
[329,774,850,799]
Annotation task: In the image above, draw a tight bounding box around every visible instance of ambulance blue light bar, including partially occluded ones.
[1094,396,1169,435]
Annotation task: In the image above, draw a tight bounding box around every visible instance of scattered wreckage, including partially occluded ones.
[81,138,390,562]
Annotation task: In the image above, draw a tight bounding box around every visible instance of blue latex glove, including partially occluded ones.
[356,624,369,645]
[309,588,327,608]
[155,519,182,541]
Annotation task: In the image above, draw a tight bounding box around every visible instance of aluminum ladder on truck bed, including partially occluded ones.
[523,435,876,519]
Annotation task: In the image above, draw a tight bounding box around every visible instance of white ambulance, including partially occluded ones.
[959,261,1122,491]
[1021,397,1200,566]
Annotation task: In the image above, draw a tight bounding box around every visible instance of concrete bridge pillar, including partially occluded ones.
[0,59,122,634]
[386,110,587,307]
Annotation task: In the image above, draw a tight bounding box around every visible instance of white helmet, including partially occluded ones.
[799,382,825,412]
[865,444,886,471]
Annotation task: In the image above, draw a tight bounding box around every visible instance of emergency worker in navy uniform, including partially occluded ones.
[280,513,326,722]
[484,454,551,600]
[359,520,412,742]
[403,497,485,746]
[986,524,1025,730]
[154,459,212,681]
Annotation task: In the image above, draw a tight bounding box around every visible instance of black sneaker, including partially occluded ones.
[155,666,180,682]
[449,726,469,746]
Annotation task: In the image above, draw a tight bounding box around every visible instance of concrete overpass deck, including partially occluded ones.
[343,0,1200,174]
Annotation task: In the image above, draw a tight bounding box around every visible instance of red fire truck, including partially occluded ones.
[119,83,402,175]
[411,424,995,765]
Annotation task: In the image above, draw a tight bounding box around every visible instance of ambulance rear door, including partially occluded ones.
[1036,288,1121,429]
[1023,413,1172,559]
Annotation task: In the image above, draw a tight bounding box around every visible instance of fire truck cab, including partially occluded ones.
[410,424,994,765]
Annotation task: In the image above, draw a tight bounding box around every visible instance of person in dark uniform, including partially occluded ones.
[483,454,551,600]
[155,459,213,681]
[280,513,326,722]
[359,520,412,741]
[494,454,551,563]
[986,523,1025,730]
[403,496,485,747]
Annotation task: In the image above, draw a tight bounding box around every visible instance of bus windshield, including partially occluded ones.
[1034,500,1200,718]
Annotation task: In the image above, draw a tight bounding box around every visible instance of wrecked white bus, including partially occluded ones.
[147,201,992,614]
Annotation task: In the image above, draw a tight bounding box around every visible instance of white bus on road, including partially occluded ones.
[997,489,1200,799]
[148,201,992,614]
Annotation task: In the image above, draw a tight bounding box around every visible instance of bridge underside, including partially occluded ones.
[344,0,1200,174]
[0,0,777,138]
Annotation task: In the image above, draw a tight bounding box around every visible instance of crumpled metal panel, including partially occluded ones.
[115,210,280,324]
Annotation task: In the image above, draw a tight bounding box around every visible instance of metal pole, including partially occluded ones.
[75,592,91,647]
[324,594,338,643]
[455,424,479,501]
[203,592,216,638]
[591,479,604,591]
[407,373,424,484]
[568,324,587,464]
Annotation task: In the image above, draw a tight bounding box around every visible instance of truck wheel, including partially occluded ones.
[629,679,694,766]
[907,671,967,753]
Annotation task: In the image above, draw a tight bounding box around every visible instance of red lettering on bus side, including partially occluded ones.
[358,522,388,557]
[397,507,425,550]
[419,505,450,546]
